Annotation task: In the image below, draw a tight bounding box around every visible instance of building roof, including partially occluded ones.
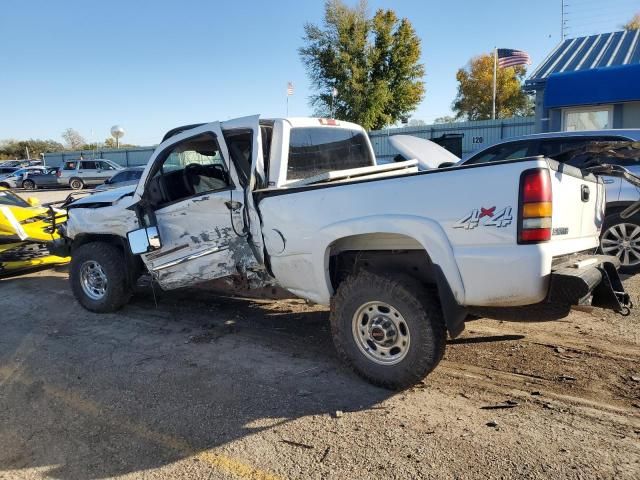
[526,29,640,88]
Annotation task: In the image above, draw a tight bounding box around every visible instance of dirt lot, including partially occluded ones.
[0,265,639,479]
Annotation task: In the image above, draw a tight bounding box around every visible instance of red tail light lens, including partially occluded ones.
[519,169,552,244]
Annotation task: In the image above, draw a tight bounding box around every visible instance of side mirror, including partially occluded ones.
[127,226,162,255]
[26,197,40,207]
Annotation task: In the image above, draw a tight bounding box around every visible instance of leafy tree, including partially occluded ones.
[623,12,640,30]
[61,128,86,150]
[299,0,425,130]
[452,54,533,121]
[433,116,456,124]
[102,137,138,149]
[0,139,65,160]
[407,118,426,126]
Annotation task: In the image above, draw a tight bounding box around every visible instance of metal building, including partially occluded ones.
[526,30,640,133]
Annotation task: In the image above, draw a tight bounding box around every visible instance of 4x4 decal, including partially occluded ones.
[454,206,513,230]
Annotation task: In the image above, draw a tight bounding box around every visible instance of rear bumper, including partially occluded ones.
[548,254,632,314]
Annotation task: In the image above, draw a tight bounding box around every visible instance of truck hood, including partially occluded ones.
[68,184,136,208]
[389,135,460,170]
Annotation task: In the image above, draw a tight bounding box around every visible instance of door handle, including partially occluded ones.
[225,200,243,211]
[581,184,590,202]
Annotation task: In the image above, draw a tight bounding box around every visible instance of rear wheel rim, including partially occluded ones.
[80,260,108,300]
[23,180,34,189]
[601,222,640,267]
[71,180,82,189]
[352,301,411,365]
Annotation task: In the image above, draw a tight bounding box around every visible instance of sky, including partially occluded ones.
[1,0,638,146]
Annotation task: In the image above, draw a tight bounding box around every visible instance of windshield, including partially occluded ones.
[0,189,29,207]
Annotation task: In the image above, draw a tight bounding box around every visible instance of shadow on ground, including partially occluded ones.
[0,275,391,479]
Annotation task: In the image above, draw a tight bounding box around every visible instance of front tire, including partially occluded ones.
[70,242,132,312]
[22,179,36,190]
[330,271,446,390]
[600,212,640,274]
[69,178,84,190]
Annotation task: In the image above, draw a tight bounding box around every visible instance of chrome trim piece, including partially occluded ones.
[152,245,229,271]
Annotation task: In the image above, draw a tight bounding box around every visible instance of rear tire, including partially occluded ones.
[330,271,446,390]
[600,212,640,274]
[69,178,84,190]
[70,242,132,312]
[22,179,36,190]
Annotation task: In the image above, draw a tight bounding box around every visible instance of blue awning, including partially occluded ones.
[544,63,640,109]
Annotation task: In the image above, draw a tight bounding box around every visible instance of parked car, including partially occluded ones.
[52,116,630,389]
[21,167,61,190]
[0,166,48,189]
[94,166,144,192]
[0,166,18,175]
[0,187,69,276]
[57,158,122,190]
[457,130,640,272]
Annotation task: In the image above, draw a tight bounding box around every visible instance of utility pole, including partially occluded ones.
[561,1,567,41]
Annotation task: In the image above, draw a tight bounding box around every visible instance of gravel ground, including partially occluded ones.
[0,266,638,479]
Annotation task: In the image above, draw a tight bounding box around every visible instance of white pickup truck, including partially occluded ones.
[52,116,631,389]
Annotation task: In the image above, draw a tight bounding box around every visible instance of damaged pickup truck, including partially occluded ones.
[52,116,632,389]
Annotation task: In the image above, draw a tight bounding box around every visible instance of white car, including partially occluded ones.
[52,116,631,389]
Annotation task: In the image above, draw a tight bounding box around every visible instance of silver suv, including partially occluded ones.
[57,158,122,190]
[462,130,640,273]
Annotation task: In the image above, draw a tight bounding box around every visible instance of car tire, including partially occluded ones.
[22,179,36,190]
[600,212,640,274]
[0,182,9,188]
[330,271,446,390]
[69,178,84,190]
[70,242,132,312]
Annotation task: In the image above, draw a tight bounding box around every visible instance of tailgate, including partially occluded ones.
[548,160,605,255]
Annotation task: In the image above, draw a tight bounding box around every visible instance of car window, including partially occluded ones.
[131,169,143,180]
[80,161,98,170]
[99,161,118,170]
[147,132,231,206]
[464,141,531,165]
[0,189,29,207]
[287,127,374,181]
[63,161,77,170]
[110,172,127,183]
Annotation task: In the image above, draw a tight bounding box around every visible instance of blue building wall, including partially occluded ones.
[369,116,535,163]
[43,147,156,168]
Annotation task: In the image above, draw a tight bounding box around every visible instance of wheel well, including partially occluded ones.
[0,182,9,188]
[329,249,435,292]
[605,203,633,217]
[72,234,144,283]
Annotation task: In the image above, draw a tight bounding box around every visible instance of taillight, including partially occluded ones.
[518,169,552,244]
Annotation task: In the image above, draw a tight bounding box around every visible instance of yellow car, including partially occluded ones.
[0,187,70,276]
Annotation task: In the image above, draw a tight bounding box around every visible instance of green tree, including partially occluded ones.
[433,116,456,124]
[299,0,425,130]
[452,54,533,121]
[0,139,65,160]
[623,12,640,30]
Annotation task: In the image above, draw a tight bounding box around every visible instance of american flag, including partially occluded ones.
[287,81,294,96]
[497,48,531,68]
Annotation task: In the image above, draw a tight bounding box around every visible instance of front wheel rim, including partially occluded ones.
[601,222,640,267]
[80,260,108,300]
[351,301,411,365]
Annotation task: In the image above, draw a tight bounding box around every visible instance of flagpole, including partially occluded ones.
[492,47,497,120]
[286,95,289,117]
